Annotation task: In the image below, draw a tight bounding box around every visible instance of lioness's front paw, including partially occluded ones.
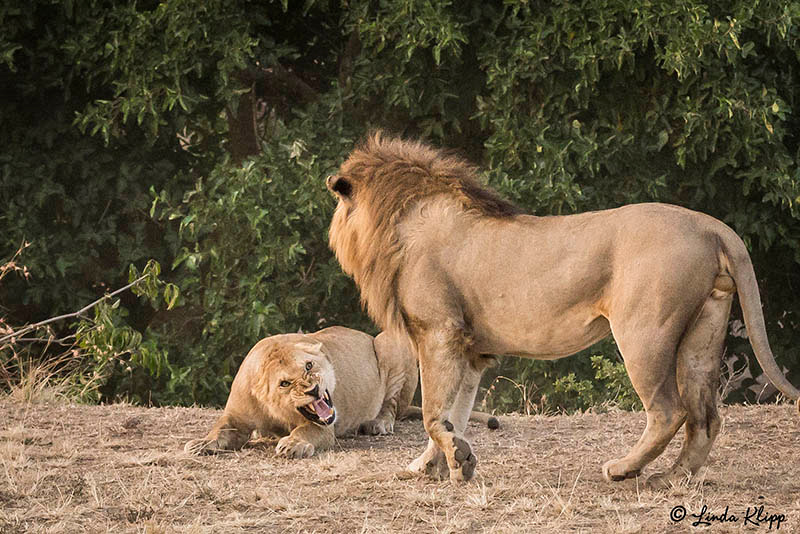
[184,438,214,455]
[276,436,315,459]
[358,418,392,435]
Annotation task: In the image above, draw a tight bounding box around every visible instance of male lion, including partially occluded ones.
[184,326,498,459]
[326,132,800,486]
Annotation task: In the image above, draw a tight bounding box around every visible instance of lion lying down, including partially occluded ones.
[184,326,498,458]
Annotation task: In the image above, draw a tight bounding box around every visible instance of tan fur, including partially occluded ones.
[327,132,800,485]
[184,326,497,459]
[183,327,415,458]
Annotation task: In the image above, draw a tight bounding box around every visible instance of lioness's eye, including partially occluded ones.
[279,380,291,387]
[305,361,313,371]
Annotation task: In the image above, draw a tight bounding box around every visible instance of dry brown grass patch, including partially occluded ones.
[0,400,798,533]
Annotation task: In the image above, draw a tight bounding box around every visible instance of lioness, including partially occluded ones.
[184,326,498,459]
[326,132,800,486]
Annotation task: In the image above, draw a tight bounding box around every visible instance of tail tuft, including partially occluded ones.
[487,416,500,430]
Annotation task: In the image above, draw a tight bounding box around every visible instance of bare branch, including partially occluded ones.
[12,336,77,346]
[0,240,31,284]
[0,274,148,345]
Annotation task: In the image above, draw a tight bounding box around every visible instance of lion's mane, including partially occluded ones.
[328,132,520,335]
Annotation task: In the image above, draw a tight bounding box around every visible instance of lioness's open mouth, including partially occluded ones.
[298,389,335,426]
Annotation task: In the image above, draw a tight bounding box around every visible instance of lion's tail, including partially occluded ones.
[720,228,800,412]
[402,406,500,430]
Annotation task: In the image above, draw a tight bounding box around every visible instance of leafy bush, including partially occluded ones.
[2,0,799,409]
[481,339,641,414]
[1,259,176,403]
[145,122,370,405]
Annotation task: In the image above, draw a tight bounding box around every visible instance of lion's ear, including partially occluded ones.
[328,175,353,198]
[295,341,324,355]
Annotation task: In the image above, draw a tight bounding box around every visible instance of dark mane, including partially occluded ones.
[329,132,521,336]
[341,132,521,220]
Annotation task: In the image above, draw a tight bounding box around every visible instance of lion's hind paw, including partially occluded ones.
[602,459,641,482]
[408,449,449,481]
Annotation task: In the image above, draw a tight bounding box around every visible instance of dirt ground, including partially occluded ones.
[1,400,798,534]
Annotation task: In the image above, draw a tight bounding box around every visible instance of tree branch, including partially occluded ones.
[225,63,320,164]
[338,31,362,95]
[0,274,148,345]
[226,85,261,164]
[247,63,319,105]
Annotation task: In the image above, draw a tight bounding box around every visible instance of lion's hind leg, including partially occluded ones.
[360,331,419,436]
[184,413,253,455]
[358,370,405,435]
[647,288,733,488]
[602,327,687,482]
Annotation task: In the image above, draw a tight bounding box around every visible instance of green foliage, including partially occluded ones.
[477,1,800,218]
[591,355,641,411]
[2,0,799,409]
[482,339,641,414]
[146,122,368,405]
[73,298,163,403]
[72,259,178,403]
[1,259,175,404]
[70,0,259,143]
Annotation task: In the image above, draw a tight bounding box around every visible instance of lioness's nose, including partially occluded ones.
[305,385,320,398]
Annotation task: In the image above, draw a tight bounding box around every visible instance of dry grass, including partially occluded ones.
[0,400,798,533]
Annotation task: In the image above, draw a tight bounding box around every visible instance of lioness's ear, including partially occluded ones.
[327,175,353,198]
[295,341,323,355]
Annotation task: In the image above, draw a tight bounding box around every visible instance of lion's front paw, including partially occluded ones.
[276,436,316,459]
[450,436,477,482]
[358,418,392,435]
